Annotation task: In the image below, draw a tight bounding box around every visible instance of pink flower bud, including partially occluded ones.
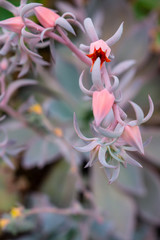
[92,88,115,126]
[122,125,144,154]
[87,39,111,71]
[0,16,25,33]
[34,6,60,28]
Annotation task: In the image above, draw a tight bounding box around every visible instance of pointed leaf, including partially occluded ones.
[4,79,37,104]
[56,17,75,35]
[142,95,154,123]
[98,125,124,138]
[73,113,96,141]
[108,163,120,184]
[123,152,142,168]
[129,101,144,126]
[74,141,98,153]
[112,60,136,75]
[108,147,124,163]
[98,147,116,168]
[50,38,56,63]
[21,3,42,20]
[91,58,103,90]
[110,75,119,92]
[84,18,99,41]
[79,71,93,96]
[79,44,89,52]
[106,22,124,46]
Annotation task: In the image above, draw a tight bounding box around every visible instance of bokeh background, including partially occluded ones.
[0,0,160,239]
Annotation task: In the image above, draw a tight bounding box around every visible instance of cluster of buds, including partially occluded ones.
[74,19,154,183]
[0,0,83,78]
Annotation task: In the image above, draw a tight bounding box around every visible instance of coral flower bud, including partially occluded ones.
[34,6,60,28]
[122,125,144,154]
[92,88,115,126]
[0,16,25,33]
[87,39,111,71]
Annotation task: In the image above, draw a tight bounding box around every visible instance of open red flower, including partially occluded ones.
[87,39,111,71]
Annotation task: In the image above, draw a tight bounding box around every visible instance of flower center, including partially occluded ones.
[87,47,111,71]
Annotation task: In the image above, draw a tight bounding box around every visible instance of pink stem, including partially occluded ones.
[113,104,125,125]
[57,26,91,66]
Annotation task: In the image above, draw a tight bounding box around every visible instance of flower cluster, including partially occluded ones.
[0,1,154,184]
[74,19,154,183]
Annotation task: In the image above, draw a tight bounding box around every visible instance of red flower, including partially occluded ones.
[87,39,111,71]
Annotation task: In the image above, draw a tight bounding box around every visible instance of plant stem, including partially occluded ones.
[57,26,91,66]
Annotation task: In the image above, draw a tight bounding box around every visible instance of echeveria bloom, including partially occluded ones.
[92,89,115,126]
[87,39,111,71]
[34,6,60,28]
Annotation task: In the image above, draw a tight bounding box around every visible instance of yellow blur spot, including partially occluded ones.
[29,104,43,115]
[53,128,63,137]
[10,207,22,218]
[0,219,10,229]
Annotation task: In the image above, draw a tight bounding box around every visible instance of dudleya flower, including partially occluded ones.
[74,17,154,183]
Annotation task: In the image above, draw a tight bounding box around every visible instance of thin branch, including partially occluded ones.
[57,26,91,66]
[23,205,102,220]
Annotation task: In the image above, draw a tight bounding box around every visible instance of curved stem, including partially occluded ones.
[113,104,125,125]
[23,204,102,220]
[57,26,91,66]
[26,22,66,45]
[27,22,91,66]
